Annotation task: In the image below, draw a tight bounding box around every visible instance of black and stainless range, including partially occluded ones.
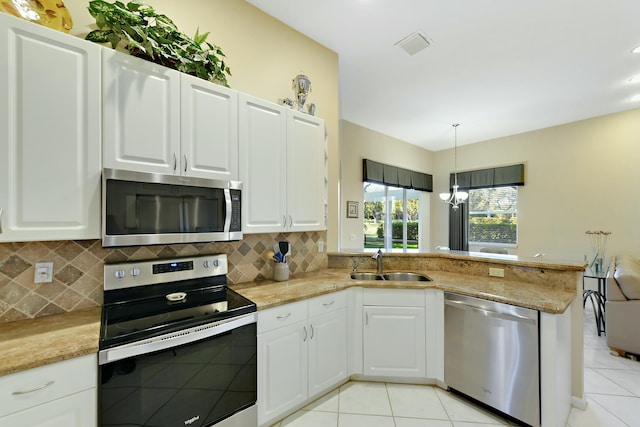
[99,254,257,427]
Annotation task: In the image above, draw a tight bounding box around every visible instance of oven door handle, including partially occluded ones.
[99,312,256,365]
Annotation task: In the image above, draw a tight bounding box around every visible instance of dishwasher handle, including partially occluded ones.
[445,299,537,325]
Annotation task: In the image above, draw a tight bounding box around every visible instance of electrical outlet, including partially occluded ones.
[489,268,504,278]
[318,239,324,253]
[34,262,54,283]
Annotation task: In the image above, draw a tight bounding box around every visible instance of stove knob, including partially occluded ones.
[203,260,211,268]
[131,268,140,277]
[114,269,126,279]
[213,259,220,267]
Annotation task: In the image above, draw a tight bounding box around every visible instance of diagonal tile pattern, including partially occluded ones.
[273,308,640,427]
[0,231,327,323]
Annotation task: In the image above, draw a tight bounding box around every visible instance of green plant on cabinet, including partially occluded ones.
[85,0,232,87]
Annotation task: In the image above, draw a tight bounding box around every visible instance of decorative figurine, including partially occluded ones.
[292,73,312,112]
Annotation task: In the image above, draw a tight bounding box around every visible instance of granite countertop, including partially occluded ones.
[0,307,101,377]
[231,267,577,314]
[0,262,577,378]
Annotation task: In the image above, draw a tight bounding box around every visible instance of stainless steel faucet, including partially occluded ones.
[372,249,383,274]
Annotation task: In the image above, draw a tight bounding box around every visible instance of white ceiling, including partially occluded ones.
[246,0,640,151]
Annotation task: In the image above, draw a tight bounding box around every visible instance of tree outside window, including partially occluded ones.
[468,186,518,245]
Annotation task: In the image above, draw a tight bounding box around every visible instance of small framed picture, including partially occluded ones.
[347,201,358,218]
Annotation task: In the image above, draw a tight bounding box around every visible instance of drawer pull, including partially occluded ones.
[12,381,55,395]
[276,313,292,319]
[322,301,335,307]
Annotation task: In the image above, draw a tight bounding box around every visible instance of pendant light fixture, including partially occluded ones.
[439,123,468,210]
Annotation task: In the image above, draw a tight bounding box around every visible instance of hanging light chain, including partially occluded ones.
[439,123,468,209]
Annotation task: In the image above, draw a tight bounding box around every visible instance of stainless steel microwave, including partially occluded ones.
[102,169,242,247]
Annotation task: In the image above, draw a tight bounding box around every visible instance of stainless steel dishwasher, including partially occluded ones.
[444,292,539,427]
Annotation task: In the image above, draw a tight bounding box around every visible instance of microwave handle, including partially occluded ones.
[224,188,232,232]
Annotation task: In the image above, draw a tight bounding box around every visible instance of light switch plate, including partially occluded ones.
[34,262,54,283]
[489,268,504,278]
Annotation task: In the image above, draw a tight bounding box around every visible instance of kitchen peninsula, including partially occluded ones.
[232,250,585,427]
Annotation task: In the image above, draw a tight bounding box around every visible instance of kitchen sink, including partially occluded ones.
[350,272,431,281]
[382,272,431,281]
[350,272,384,280]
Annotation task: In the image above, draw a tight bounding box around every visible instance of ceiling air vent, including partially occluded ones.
[395,31,431,56]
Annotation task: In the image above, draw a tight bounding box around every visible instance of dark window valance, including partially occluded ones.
[363,159,433,192]
[449,164,524,190]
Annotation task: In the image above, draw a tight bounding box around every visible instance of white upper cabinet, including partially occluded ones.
[239,94,326,233]
[102,49,180,175]
[286,109,325,231]
[239,93,288,232]
[103,49,238,180]
[0,13,101,242]
[181,73,238,180]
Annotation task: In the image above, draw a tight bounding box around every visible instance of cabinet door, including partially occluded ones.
[0,14,101,242]
[363,306,426,378]
[308,307,348,397]
[0,388,96,427]
[102,49,180,174]
[181,74,238,180]
[257,321,308,426]
[239,94,287,233]
[286,110,325,231]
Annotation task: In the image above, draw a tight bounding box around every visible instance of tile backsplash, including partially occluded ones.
[0,231,327,323]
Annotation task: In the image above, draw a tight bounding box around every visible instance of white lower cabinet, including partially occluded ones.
[308,302,348,396]
[0,354,97,427]
[258,315,308,426]
[363,289,426,378]
[257,292,347,427]
[0,389,95,427]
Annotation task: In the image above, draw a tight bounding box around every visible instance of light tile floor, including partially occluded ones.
[272,306,640,427]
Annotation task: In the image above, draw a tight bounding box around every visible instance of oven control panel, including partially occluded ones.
[104,254,228,291]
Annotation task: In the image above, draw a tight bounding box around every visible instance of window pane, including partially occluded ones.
[406,189,419,250]
[363,184,421,251]
[469,186,517,245]
[364,183,385,249]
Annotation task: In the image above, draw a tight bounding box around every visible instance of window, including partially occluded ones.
[468,186,518,245]
[363,183,421,252]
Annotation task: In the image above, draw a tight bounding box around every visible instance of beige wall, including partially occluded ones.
[431,108,640,261]
[340,120,435,251]
[64,0,341,250]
